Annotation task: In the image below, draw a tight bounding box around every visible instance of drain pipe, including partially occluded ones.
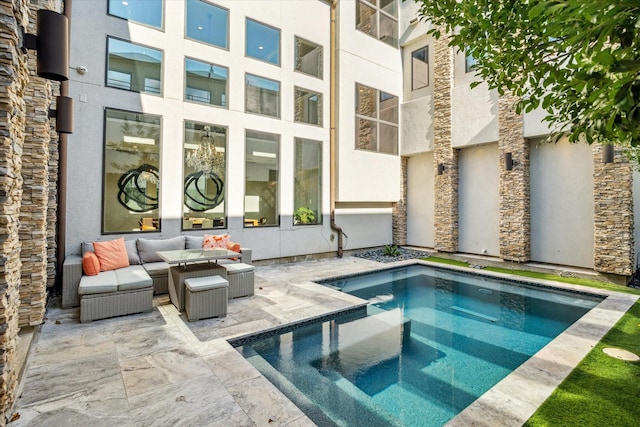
[329,0,343,258]
[55,0,72,289]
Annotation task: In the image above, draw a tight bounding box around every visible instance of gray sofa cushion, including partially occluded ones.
[185,235,204,249]
[125,240,141,265]
[137,236,186,263]
[143,261,170,277]
[79,270,118,295]
[115,265,153,291]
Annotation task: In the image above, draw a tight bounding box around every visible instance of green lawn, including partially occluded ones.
[423,256,640,426]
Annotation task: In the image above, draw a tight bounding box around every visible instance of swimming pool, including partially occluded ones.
[233,265,602,426]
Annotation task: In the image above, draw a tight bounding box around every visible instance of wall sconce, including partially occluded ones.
[49,96,73,134]
[504,152,515,171]
[21,10,70,81]
[603,144,614,164]
[437,163,446,175]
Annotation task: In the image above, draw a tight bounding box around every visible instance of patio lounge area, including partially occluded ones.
[9,256,637,426]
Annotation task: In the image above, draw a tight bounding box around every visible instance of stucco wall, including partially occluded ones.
[406,152,435,247]
[530,138,594,268]
[458,143,499,256]
[66,0,340,260]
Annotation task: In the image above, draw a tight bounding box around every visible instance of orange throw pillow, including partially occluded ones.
[203,233,230,249]
[93,237,130,271]
[82,251,101,276]
[227,241,241,260]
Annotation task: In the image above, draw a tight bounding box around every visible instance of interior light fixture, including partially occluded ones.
[123,136,155,145]
[253,151,276,158]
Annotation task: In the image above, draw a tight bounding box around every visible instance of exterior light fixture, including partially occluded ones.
[437,163,446,175]
[49,95,73,134]
[603,144,614,164]
[21,9,70,81]
[504,152,514,171]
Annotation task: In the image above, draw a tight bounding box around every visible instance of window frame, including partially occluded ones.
[293,137,323,226]
[294,36,323,79]
[355,0,398,48]
[411,45,429,90]
[354,82,399,155]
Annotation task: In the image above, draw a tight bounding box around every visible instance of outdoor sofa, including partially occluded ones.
[62,235,252,322]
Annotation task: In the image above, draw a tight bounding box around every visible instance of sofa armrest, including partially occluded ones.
[63,255,83,308]
[240,248,252,265]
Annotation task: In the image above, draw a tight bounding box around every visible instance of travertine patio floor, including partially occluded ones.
[9,256,637,426]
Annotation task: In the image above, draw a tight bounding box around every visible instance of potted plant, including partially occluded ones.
[294,207,316,224]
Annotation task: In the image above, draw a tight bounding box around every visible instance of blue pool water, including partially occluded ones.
[234,265,602,427]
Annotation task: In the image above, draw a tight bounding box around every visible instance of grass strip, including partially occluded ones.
[524,302,640,426]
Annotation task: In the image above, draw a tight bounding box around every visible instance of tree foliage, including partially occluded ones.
[417,0,640,162]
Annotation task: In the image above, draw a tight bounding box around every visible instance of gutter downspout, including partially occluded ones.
[56,0,71,289]
[330,0,343,258]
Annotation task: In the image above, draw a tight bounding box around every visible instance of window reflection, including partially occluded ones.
[411,46,429,90]
[246,18,280,65]
[103,109,161,233]
[295,36,323,79]
[183,121,227,230]
[185,0,229,49]
[295,87,322,126]
[245,74,280,118]
[107,37,162,95]
[185,58,228,107]
[245,130,279,226]
[108,0,163,29]
[294,138,322,226]
[355,83,398,154]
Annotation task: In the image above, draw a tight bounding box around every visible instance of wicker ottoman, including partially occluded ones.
[222,263,255,298]
[184,275,228,321]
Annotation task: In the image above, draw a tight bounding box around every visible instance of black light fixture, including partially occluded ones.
[603,144,614,164]
[504,152,514,171]
[437,163,446,175]
[22,9,70,81]
[49,95,73,134]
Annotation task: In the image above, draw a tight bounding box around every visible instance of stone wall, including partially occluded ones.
[392,155,407,245]
[593,144,634,275]
[0,0,30,420]
[432,28,458,252]
[498,91,530,262]
[18,0,59,327]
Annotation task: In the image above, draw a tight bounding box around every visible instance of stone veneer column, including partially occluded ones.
[433,29,458,252]
[0,0,30,418]
[498,91,530,262]
[18,0,59,327]
[593,145,634,276]
[392,156,407,245]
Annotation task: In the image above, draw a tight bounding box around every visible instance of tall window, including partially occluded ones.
[185,0,229,49]
[411,46,429,90]
[294,87,322,126]
[465,50,478,73]
[185,58,228,107]
[183,121,227,230]
[108,0,163,29]
[107,37,162,95]
[356,0,398,48]
[103,109,161,233]
[245,130,279,226]
[245,74,280,118]
[246,18,280,65]
[294,138,322,226]
[295,36,323,79]
[355,83,398,154]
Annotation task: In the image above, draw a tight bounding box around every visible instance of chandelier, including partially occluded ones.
[186,126,225,174]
